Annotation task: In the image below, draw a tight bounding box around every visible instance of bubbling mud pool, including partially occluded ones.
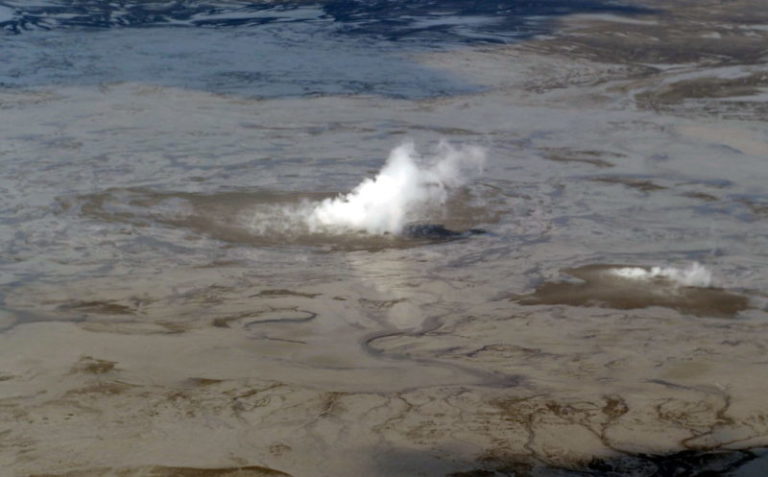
[307,141,486,235]
[70,142,493,251]
[1,0,768,476]
[517,263,751,318]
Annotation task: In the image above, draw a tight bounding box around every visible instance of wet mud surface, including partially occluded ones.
[1,0,767,476]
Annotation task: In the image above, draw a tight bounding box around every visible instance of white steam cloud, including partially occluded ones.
[610,263,712,288]
[307,141,485,235]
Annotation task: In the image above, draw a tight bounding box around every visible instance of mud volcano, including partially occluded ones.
[518,264,750,317]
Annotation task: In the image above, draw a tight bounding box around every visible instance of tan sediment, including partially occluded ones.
[2,277,767,476]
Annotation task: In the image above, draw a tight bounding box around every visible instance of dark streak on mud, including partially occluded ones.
[591,176,667,192]
[59,301,135,315]
[254,289,320,299]
[362,327,525,390]
[457,444,761,477]
[541,149,617,168]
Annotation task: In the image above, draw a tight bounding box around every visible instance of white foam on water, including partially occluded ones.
[306,141,486,235]
[611,263,713,288]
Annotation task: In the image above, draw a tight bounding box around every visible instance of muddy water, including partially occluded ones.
[1,1,768,476]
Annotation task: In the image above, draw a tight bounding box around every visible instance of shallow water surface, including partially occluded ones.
[1,1,768,476]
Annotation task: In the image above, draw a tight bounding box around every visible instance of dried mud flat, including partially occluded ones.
[3,259,768,476]
[1,0,768,476]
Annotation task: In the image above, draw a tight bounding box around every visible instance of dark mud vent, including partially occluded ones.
[402,223,487,241]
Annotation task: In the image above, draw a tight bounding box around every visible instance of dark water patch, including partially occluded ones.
[321,0,655,44]
[0,1,320,33]
[0,26,479,99]
[516,264,750,318]
[0,1,659,99]
[1,0,655,44]
[402,223,487,241]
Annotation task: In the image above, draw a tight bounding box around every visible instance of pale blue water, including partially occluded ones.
[0,0,652,98]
